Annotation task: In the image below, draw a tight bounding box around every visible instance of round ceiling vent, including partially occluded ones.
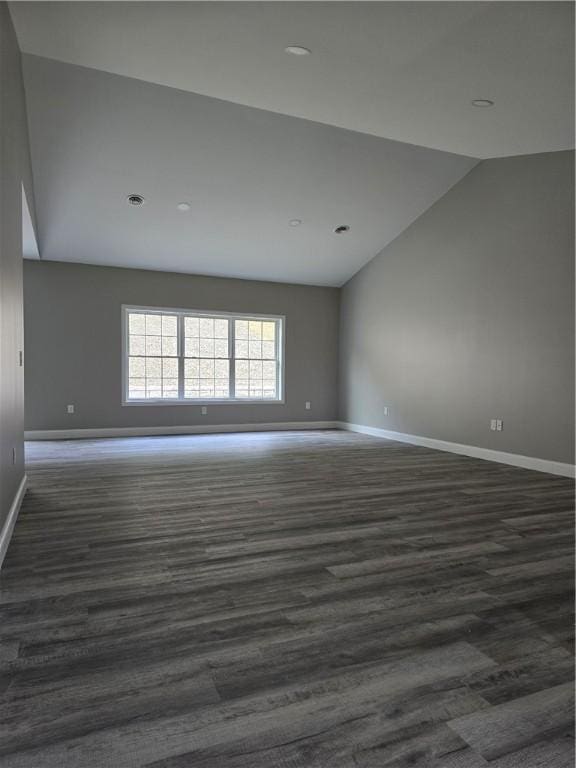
[127,194,145,206]
[334,225,350,234]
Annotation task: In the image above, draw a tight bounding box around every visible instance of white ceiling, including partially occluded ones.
[21,54,475,286]
[11,1,574,159]
[10,2,573,286]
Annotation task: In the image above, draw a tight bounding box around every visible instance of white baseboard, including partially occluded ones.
[0,473,27,570]
[25,421,340,441]
[339,422,576,479]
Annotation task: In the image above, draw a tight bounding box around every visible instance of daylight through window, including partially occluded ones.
[124,307,283,403]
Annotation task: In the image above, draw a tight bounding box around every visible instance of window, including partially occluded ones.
[123,306,283,404]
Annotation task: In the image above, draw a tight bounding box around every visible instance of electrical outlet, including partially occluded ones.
[490,419,497,431]
[201,406,208,415]
[496,419,503,432]
[67,404,75,414]
[383,406,390,416]
[305,401,311,410]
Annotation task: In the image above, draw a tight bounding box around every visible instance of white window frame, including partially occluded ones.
[122,305,285,405]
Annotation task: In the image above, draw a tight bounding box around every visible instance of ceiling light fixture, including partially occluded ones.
[285,45,311,56]
[471,99,494,108]
[127,194,145,206]
[289,219,302,227]
[176,202,191,211]
[334,225,350,234]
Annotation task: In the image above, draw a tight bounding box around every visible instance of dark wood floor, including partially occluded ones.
[0,430,574,767]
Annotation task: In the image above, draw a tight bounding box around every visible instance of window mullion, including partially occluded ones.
[229,317,235,399]
[178,314,185,401]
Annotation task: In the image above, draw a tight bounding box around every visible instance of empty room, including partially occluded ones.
[0,2,574,766]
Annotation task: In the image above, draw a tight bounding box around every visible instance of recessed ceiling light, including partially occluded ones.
[285,45,311,56]
[177,202,191,211]
[471,99,494,108]
[127,194,145,206]
[289,219,302,227]
[334,225,350,234]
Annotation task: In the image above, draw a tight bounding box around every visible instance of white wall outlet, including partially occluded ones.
[383,406,390,416]
[201,406,208,415]
[490,419,497,431]
[305,401,311,410]
[496,419,503,432]
[67,404,75,414]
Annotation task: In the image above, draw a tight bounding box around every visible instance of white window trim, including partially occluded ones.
[122,304,286,406]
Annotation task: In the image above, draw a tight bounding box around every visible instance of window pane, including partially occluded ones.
[215,379,229,397]
[129,378,145,398]
[130,335,146,355]
[236,360,249,378]
[215,359,229,377]
[162,336,178,356]
[185,316,199,336]
[249,321,262,340]
[214,319,228,338]
[262,341,275,359]
[236,339,248,358]
[249,341,262,359]
[235,320,248,339]
[146,377,162,398]
[235,379,249,397]
[199,339,214,357]
[214,339,228,358]
[162,358,178,378]
[163,378,179,398]
[186,337,200,357]
[262,322,275,341]
[129,357,146,377]
[200,380,215,397]
[127,311,181,400]
[129,314,146,334]
[199,317,214,337]
[162,315,177,336]
[185,359,199,378]
[234,357,277,400]
[249,360,263,378]
[146,315,162,335]
[146,358,161,377]
[200,359,215,378]
[146,336,162,356]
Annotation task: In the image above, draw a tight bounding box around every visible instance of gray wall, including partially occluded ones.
[340,150,575,465]
[0,4,36,534]
[24,261,339,430]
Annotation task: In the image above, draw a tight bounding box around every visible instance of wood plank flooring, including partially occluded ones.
[0,430,574,767]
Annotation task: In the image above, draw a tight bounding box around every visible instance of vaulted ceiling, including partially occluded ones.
[11,2,574,286]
